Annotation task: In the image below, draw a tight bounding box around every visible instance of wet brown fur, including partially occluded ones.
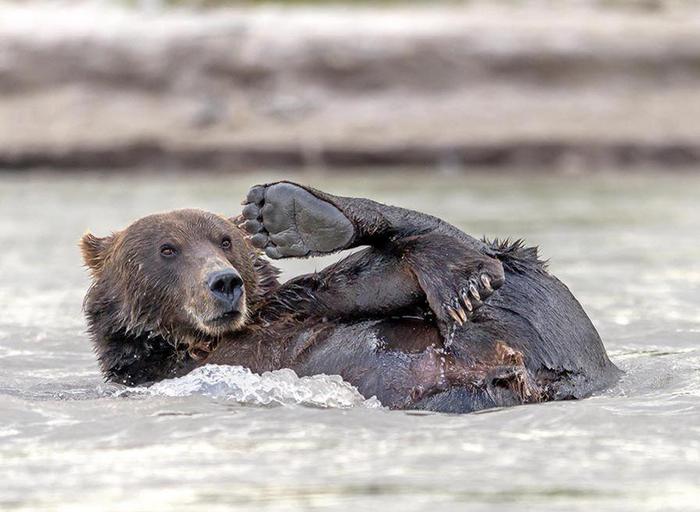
[81,187,619,411]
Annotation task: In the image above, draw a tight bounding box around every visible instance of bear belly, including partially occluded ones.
[287,317,525,410]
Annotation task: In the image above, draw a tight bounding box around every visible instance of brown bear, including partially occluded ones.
[81,181,619,412]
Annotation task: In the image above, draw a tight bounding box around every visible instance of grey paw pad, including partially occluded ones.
[241,203,260,220]
[241,182,355,258]
[246,186,266,205]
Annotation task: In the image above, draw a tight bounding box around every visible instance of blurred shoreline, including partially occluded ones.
[2,1,700,171]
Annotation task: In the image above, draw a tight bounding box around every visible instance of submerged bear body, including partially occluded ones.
[81,182,619,413]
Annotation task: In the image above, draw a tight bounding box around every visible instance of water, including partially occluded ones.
[1,170,699,511]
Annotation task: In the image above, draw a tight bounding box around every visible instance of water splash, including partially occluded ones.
[132,364,383,409]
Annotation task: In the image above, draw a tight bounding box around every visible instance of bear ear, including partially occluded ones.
[80,232,115,275]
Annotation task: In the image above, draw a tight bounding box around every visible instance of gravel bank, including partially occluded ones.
[2,2,700,170]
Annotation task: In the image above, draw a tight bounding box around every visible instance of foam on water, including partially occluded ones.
[127,364,383,409]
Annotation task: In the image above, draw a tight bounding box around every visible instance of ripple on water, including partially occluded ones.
[2,172,700,511]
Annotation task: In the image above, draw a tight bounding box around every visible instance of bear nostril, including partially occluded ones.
[207,270,243,301]
[212,279,225,294]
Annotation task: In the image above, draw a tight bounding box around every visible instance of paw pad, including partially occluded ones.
[241,182,355,259]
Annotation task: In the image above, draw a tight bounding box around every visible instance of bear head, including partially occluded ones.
[80,209,278,385]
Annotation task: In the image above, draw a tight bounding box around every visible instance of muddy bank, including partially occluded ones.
[2,2,700,170]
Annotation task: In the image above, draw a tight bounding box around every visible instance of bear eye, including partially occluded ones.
[221,237,232,250]
[160,244,177,258]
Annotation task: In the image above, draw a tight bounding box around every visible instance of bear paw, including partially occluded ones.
[240,182,355,259]
[446,272,501,325]
[420,256,505,329]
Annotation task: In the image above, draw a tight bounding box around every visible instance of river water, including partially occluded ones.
[1,170,698,511]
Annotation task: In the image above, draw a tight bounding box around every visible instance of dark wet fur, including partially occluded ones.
[82,184,620,412]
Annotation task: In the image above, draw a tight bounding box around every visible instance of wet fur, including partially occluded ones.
[82,189,620,411]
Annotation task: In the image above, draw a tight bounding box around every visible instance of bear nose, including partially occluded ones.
[207,269,244,307]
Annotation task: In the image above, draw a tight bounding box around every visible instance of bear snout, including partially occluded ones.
[207,269,244,310]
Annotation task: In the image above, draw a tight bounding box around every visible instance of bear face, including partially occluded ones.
[81,209,271,381]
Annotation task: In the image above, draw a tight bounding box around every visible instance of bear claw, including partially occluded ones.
[459,291,473,311]
[436,269,503,329]
[446,306,463,325]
